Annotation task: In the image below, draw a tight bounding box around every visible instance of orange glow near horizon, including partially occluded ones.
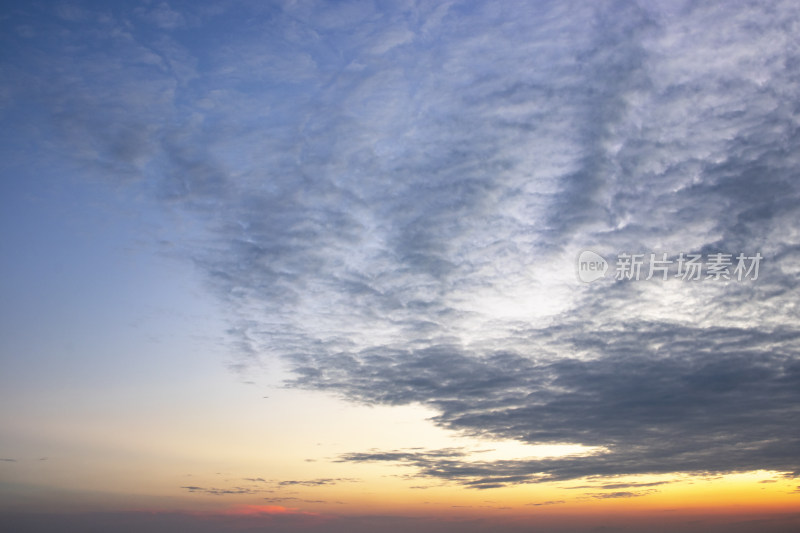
[150,470,800,528]
[217,504,317,516]
[152,469,799,519]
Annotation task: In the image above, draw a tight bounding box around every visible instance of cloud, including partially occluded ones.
[588,491,652,499]
[263,497,330,505]
[328,322,800,486]
[53,3,89,22]
[570,481,671,490]
[181,485,267,496]
[181,477,357,497]
[136,2,186,30]
[527,500,565,506]
[278,478,356,487]
[3,0,800,490]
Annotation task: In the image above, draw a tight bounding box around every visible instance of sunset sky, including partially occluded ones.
[1,1,800,531]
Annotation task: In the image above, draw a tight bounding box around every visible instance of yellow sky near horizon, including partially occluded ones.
[3,372,798,517]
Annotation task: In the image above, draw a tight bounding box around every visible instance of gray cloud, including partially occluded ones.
[326,321,800,486]
[180,477,357,497]
[527,500,565,506]
[278,478,356,487]
[573,481,671,490]
[588,491,652,499]
[263,497,331,504]
[181,485,266,496]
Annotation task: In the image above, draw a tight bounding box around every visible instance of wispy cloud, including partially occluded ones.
[181,486,268,496]
[180,477,358,498]
[570,481,672,490]
[587,490,655,499]
[278,478,356,487]
[527,500,565,507]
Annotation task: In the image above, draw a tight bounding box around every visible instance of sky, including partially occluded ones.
[1,0,800,532]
